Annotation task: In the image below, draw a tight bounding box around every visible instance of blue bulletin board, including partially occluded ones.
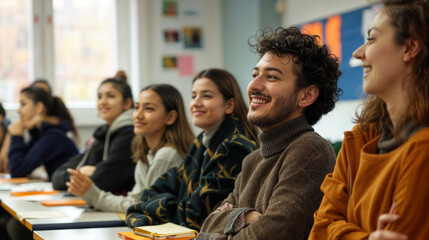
[298,4,382,100]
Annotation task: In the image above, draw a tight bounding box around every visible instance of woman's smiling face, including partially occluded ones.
[190,77,233,132]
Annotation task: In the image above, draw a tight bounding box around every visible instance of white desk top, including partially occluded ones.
[1,195,125,231]
[33,226,132,240]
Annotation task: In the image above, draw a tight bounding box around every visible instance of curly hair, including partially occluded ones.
[248,27,342,125]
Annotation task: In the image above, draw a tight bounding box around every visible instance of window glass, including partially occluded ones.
[53,0,117,107]
[0,0,30,104]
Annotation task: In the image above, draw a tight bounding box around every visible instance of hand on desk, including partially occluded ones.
[66,167,93,196]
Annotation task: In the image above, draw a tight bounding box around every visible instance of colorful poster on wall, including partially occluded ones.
[183,27,202,48]
[164,30,179,43]
[178,55,194,76]
[298,4,382,100]
[162,56,177,69]
[163,0,178,17]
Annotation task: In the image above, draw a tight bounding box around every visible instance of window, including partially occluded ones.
[53,0,117,107]
[0,0,120,108]
[0,0,31,104]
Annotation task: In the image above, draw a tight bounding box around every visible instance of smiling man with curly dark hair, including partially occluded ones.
[197,27,342,240]
[249,26,342,126]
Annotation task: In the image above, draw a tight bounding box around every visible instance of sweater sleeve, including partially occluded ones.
[8,132,77,178]
[204,137,335,240]
[309,129,370,240]
[126,166,181,227]
[126,137,254,230]
[51,153,84,190]
[90,127,135,192]
[385,142,429,239]
[179,138,254,230]
[236,139,334,240]
[198,171,244,235]
[82,147,184,213]
[26,128,41,147]
[145,147,184,187]
[82,182,141,213]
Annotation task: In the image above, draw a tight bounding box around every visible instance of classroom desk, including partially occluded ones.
[0,179,50,201]
[33,226,132,240]
[0,182,71,222]
[1,196,126,231]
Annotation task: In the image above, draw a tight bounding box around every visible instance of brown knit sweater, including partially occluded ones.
[198,116,336,240]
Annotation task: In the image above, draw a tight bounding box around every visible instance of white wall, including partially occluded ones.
[282,0,369,27]
[312,100,362,142]
[141,0,223,135]
[281,0,371,142]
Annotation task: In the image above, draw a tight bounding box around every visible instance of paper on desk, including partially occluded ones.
[10,182,53,192]
[20,194,62,201]
[0,183,15,191]
[117,213,126,221]
[17,211,68,221]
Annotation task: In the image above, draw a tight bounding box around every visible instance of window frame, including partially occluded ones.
[5,0,144,127]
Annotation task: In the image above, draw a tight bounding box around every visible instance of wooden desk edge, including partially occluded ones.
[1,201,22,224]
[24,218,33,231]
[1,201,33,230]
[33,231,43,240]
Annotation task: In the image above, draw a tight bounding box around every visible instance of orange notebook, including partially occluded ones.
[9,190,59,197]
[41,199,87,207]
[118,232,152,240]
[0,177,29,183]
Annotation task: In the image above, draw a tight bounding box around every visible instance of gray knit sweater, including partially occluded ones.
[198,116,336,240]
[81,146,183,213]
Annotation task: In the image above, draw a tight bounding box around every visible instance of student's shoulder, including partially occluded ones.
[404,127,429,149]
[292,131,331,150]
[287,132,336,164]
[154,146,182,161]
[40,123,71,138]
[110,125,134,139]
[112,124,134,133]
[222,128,258,151]
[343,123,378,142]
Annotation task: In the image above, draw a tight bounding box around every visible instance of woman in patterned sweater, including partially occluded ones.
[126,68,259,230]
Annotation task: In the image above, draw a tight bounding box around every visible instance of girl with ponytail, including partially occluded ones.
[8,86,79,179]
[52,70,136,196]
